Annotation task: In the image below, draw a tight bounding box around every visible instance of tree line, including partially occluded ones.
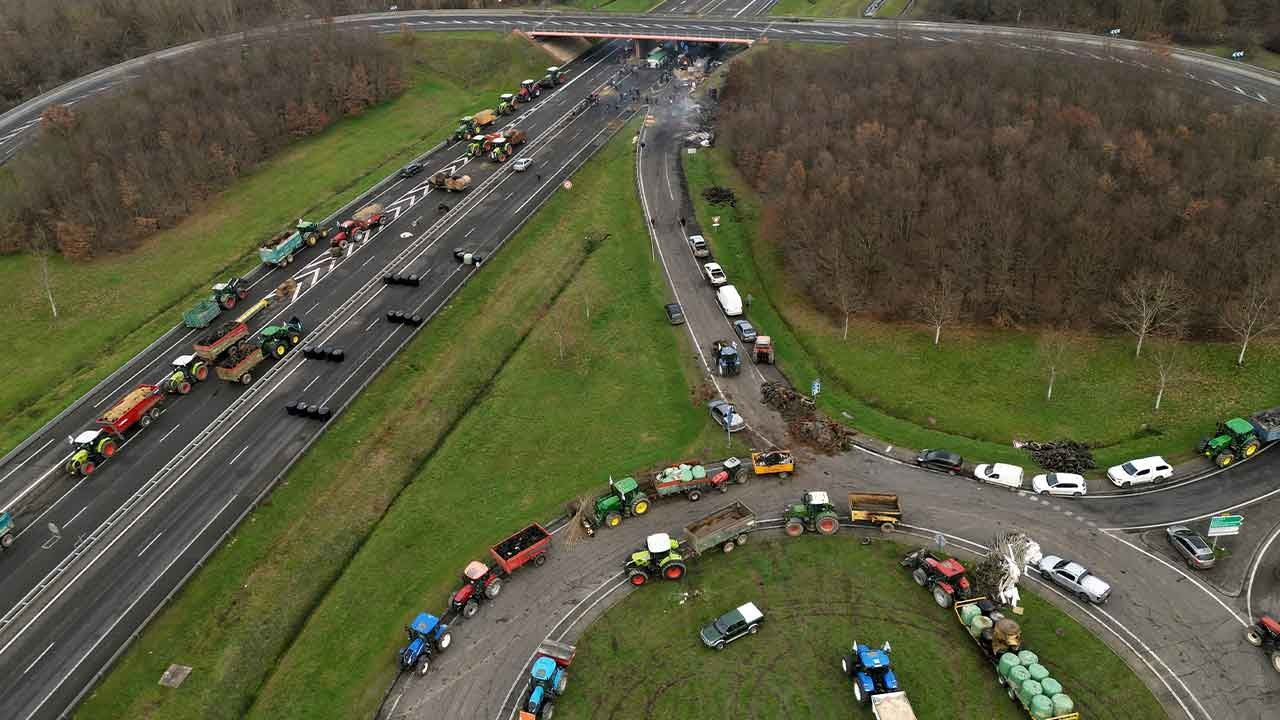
[0,0,511,114]
[0,25,404,260]
[717,45,1280,354]
[922,0,1280,48]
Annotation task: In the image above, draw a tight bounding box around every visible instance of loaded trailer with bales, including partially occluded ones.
[634,458,744,502]
[624,501,756,586]
[953,597,1080,720]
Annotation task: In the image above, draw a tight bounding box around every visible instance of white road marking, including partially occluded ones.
[302,376,320,393]
[137,531,163,557]
[22,643,54,675]
[1247,521,1280,618]
[64,505,88,529]
[0,438,54,484]
[229,446,250,467]
[1102,530,1245,626]
[157,424,182,444]
[15,480,85,540]
[465,227,475,237]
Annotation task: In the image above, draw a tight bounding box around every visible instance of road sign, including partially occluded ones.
[811,378,821,397]
[1108,28,1121,36]
[1231,50,1246,59]
[1207,514,1243,537]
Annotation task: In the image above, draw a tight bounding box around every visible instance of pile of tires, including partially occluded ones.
[302,345,345,362]
[286,401,332,420]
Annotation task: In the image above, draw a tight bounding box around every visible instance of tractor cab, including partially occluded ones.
[499,93,516,112]
[519,79,540,100]
[629,533,677,568]
[454,115,477,140]
[800,491,833,512]
[857,641,894,672]
[451,560,503,618]
[399,611,452,675]
[1199,417,1261,467]
[626,533,686,585]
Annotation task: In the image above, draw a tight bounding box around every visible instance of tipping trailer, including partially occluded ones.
[490,523,552,574]
[870,693,918,720]
[258,219,325,267]
[685,501,757,556]
[1249,407,1280,444]
[194,322,250,361]
[66,384,165,476]
[451,523,552,619]
[848,492,903,532]
[953,597,1080,720]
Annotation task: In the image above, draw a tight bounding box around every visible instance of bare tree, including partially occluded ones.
[1148,336,1181,411]
[1037,328,1073,401]
[1222,274,1280,366]
[1105,270,1189,358]
[25,225,59,320]
[915,273,961,346]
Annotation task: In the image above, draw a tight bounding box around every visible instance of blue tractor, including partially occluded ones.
[519,640,575,720]
[840,639,900,704]
[398,612,452,676]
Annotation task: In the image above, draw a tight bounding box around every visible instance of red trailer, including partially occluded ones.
[194,321,249,361]
[490,523,552,574]
[96,384,165,435]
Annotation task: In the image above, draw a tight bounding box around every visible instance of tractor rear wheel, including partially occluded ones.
[463,600,480,618]
[630,496,650,515]
[604,511,623,528]
[627,570,648,586]
[784,519,805,537]
[1245,440,1262,457]
[542,701,556,719]
[100,438,117,457]
[272,342,287,358]
[1215,452,1233,467]
[1246,627,1265,646]
[817,514,839,535]
[484,578,503,599]
[81,461,97,476]
[663,562,686,580]
[194,364,209,381]
[436,631,452,652]
[1271,652,1280,674]
[912,568,928,587]
[932,586,953,608]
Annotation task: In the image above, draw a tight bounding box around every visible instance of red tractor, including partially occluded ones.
[329,206,385,255]
[1246,614,1280,673]
[900,548,973,608]
[449,560,503,619]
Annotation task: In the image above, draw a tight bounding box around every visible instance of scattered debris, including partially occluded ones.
[702,186,736,207]
[761,381,815,421]
[1021,440,1096,474]
[788,417,856,454]
[159,664,192,688]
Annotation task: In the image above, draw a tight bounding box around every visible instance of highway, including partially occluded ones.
[0,5,1279,720]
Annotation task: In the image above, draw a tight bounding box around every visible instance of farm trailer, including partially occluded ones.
[570,458,744,532]
[450,523,551,619]
[624,501,757,586]
[65,384,166,476]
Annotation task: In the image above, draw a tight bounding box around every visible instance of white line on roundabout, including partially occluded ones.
[1246,521,1280,619]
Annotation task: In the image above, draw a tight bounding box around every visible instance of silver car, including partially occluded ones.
[708,400,745,433]
[1166,526,1216,569]
[1038,555,1112,604]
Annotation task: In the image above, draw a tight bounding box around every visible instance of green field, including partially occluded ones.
[0,33,551,458]
[80,118,743,720]
[556,538,1163,719]
[683,145,1280,470]
[562,0,663,12]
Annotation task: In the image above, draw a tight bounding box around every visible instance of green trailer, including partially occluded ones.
[183,299,222,329]
[258,220,326,268]
[0,511,15,549]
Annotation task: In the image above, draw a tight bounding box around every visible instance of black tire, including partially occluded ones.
[410,315,423,326]
[748,624,759,635]
[721,540,735,553]
[1077,591,1090,603]
[714,640,725,651]
[0,532,14,548]
[735,533,748,545]
[140,415,153,428]
[318,407,332,420]
[1246,627,1265,647]
[688,489,701,502]
[543,701,556,719]
[554,670,568,695]
[784,519,805,537]
[307,404,320,417]
[485,578,503,599]
[286,401,300,415]
[853,681,865,704]
[301,345,315,358]
[416,654,430,676]
[933,586,953,608]
[436,631,452,652]
[463,600,479,618]
[604,511,623,528]
[912,568,928,587]
[841,655,852,676]
[329,349,345,362]
[533,553,547,567]
[383,273,396,284]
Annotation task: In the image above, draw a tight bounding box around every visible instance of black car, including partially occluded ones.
[399,162,424,178]
[665,303,685,325]
[915,449,963,475]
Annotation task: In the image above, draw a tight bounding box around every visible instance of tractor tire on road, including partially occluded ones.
[630,497,650,515]
[1246,628,1264,646]
[1,532,14,548]
[688,490,701,502]
[417,656,430,676]
[627,570,648,586]
[604,511,623,528]
[533,553,547,567]
[485,578,503,599]
[817,515,839,535]
[784,519,805,537]
[436,631,452,652]
[463,600,480,618]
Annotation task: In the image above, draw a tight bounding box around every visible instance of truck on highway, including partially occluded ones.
[65,383,166,476]
[848,492,903,532]
[953,597,1080,720]
[214,316,305,384]
[259,219,327,268]
[624,501,756,586]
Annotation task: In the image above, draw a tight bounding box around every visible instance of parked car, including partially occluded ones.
[716,285,743,317]
[664,303,685,325]
[1030,472,1088,497]
[700,602,764,650]
[688,234,710,258]
[704,262,727,286]
[915,449,963,475]
[399,162,423,178]
[972,463,1024,490]
[1166,525,1216,569]
[733,319,757,344]
[1037,555,1112,604]
[1107,456,1173,488]
[708,400,745,433]
[512,157,533,172]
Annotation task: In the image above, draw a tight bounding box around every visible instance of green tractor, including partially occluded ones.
[572,476,651,533]
[453,115,477,141]
[467,134,488,158]
[625,533,687,586]
[782,491,841,537]
[496,93,515,115]
[259,316,305,358]
[1198,418,1262,468]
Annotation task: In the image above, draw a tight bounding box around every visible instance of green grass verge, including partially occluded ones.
[555,537,1163,719]
[769,0,865,17]
[0,32,552,458]
[683,145,1280,471]
[243,118,750,720]
[561,0,663,12]
[1195,45,1280,73]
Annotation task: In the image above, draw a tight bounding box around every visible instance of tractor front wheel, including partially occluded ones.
[627,570,648,586]
[784,519,805,537]
[1215,452,1234,468]
[175,380,192,395]
[932,586,953,608]
[604,511,623,528]
[816,515,839,535]
[1246,627,1265,646]
[416,655,430,676]
[305,232,318,247]
[554,670,568,695]
[436,631,452,652]
[463,600,479,618]
[272,342,287,358]
[663,562,686,580]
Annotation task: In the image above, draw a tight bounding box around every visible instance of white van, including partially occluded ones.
[716,285,743,317]
[973,463,1024,490]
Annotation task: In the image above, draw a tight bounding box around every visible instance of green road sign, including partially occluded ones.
[1209,515,1243,529]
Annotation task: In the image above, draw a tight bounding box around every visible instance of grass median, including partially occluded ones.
[684,145,1280,470]
[556,537,1164,719]
[0,32,552,458]
[79,117,738,720]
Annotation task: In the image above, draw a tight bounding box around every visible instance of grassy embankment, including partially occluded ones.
[683,144,1280,470]
[79,117,743,720]
[0,32,550,457]
[562,0,664,12]
[556,538,1165,719]
[769,0,919,18]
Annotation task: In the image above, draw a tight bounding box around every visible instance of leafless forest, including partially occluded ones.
[718,45,1280,337]
[0,0,498,113]
[0,27,403,259]
[923,0,1280,47]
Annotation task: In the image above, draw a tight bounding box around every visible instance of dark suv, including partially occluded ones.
[915,449,963,475]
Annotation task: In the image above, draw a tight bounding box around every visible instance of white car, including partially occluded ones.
[973,463,1024,490]
[512,157,533,172]
[716,285,743,317]
[1106,456,1172,488]
[688,235,710,258]
[704,262,727,286]
[1031,472,1087,497]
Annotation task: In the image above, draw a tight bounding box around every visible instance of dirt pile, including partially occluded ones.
[761,381,815,421]
[1023,440,1095,474]
[702,186,737,207]
[788,417,856,454]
